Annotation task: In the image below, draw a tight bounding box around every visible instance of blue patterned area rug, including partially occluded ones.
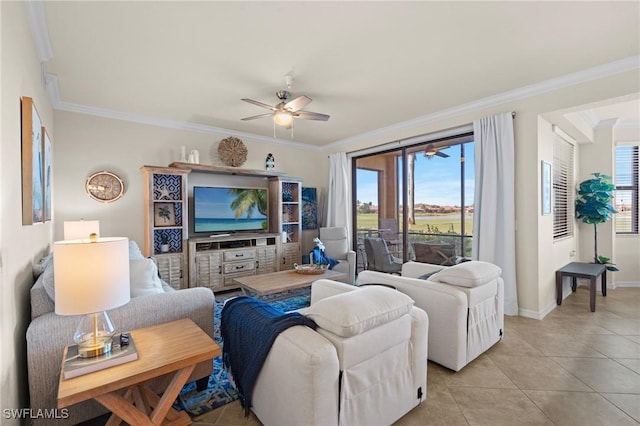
[173,290,311,417]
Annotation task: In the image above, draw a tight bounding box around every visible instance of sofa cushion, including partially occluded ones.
[304,286,413,337]
[430,260,501,288]
[129,258,165,297]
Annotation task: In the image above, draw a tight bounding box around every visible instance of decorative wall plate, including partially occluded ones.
[218,136,247,167]
[85,171,124,203]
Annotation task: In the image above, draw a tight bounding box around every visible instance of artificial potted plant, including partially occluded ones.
[575,173,619,271]
[160,234,170,253]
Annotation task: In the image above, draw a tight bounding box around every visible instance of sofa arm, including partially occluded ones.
[252,326,340,426]
[310,278,357,304]
[346,250,356,284]
[26,287,215,425]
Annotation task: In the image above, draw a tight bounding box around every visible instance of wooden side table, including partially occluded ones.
[556,262,607,312]
[58,318,220,426]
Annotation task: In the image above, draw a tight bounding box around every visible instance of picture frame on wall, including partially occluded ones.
[43,128,52,222]
[154,202,176,227]
[21,96,44,225]
[302,187,318,230]
[541,160,552,216]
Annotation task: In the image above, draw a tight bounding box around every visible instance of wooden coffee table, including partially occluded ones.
[57,318,220,426]
[233,269,348,297]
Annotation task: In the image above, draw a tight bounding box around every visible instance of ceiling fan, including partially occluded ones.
[424,144,450,159]
[241,75,330,128]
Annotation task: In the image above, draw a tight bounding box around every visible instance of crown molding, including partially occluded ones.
[326,55,640,150]
[617,120,640,129]
[24,1,53,62]
[45,74,321,151]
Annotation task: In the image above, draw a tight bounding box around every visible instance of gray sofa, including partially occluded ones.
[26,243,215,426]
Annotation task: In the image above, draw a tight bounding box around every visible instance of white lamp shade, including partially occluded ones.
[54,237,130,315]
[64,220,100,240]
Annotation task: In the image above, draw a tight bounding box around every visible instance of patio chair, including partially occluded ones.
[363,237,403,274]
[378,218,401,255]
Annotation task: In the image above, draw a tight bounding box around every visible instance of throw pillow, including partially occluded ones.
[430,261,501,288]
[129,240,145,260]
[417,269,442,280]
[305,286,413,337]
[33,252,53,279]
[129,258,165,297]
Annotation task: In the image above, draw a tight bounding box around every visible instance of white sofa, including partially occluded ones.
[250,279,428,426]
[357,261,504,372]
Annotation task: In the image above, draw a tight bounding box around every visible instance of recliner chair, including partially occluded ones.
[249,279,428,426]
[318,226,356,284]
[357,261,504,372]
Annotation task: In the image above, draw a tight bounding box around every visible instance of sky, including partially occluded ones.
[356,142,475,207]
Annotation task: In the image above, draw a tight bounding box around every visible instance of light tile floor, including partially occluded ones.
[193,286,640,426]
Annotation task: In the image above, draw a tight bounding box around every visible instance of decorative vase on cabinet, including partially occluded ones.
[140,166,190,289]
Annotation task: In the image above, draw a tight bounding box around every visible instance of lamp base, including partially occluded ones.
[78,336,113,358]
[74,311,117,358]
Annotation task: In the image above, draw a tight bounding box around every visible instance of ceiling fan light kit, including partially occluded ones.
[241,74,330,134]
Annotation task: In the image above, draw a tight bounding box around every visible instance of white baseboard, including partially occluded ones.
[518,281,640,320]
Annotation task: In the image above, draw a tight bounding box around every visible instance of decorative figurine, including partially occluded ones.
[265,153,275,170]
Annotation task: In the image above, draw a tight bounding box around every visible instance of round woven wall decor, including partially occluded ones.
[218,136,247,167]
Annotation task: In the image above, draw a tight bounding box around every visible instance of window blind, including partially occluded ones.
[615,145,639,234]
[553,136,574,239]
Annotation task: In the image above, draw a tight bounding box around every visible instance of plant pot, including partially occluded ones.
[160,244,169,253]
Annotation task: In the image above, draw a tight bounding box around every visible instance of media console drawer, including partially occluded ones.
[223,260,255,274]
[223,249,256,262]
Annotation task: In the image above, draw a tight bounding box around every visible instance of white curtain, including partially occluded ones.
[473,112,518,315]
[327,152,352,245]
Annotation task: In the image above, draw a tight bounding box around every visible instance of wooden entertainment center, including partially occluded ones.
[140,162,302,291]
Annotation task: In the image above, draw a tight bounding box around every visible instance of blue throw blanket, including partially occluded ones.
[220,296,317,416]
[310,247,339,269]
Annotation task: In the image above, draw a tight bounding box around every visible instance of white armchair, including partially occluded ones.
[319,227,356,284]
[250,279,428,426]
[357,261,504,372]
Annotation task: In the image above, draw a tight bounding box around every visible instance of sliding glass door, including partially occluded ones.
[353,134,474,271]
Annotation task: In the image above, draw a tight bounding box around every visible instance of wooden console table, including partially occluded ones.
[556,262,607,312]
[58,319,220,425]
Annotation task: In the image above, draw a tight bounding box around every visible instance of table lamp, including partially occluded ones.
[54,237,130,358]
[63,220,100,240]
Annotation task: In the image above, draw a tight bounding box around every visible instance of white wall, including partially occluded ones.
[1,2,54,420]
[323,69,640,316]
[53,112,327,254]
[536,118,578,317]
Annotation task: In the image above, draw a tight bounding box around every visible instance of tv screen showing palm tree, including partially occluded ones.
[193,186,268,233]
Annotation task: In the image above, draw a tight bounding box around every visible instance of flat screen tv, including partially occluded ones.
[193,186,269,234]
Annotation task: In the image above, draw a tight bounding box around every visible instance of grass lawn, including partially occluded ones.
[356,213,473,236]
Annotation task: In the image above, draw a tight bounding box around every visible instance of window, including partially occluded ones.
[553,135,575,239]
[615,144,639,234]
[353,133,474,271]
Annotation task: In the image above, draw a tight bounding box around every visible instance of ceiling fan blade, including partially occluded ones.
[241,113,273,121]
[285,95,312,112]
[295,110,330,121]
[241,98,276,111]
[435,151,450,158]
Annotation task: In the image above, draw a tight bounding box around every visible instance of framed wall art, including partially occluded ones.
[21,96,44,225]
[302,187,318,230]
[154,202,176,227]
[43,128,52,222]
[541,160,552,216]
